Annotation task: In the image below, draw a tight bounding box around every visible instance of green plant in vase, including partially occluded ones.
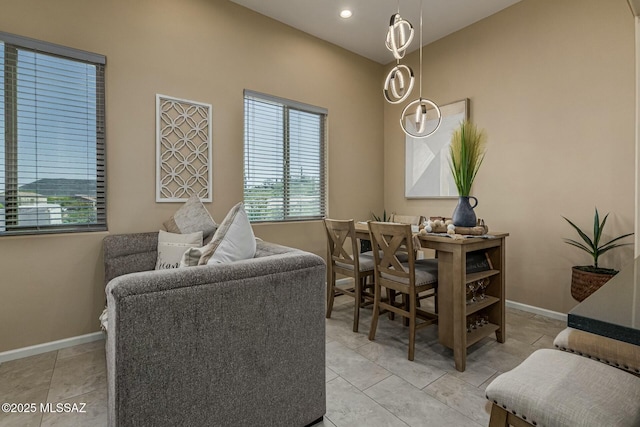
[449,120,487,227]
[370,210,388,222]
[563,208,633,301]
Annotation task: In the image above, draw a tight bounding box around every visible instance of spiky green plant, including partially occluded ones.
[563,208,633,270]
[449,121,487,196]
[371,210,387,222]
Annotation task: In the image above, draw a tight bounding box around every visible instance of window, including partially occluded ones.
[0,32,106,236]
[243,90,326,222]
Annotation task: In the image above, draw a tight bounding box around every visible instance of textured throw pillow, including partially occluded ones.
[198,202,256,265]
[163,194,217,240]
[155,230,203,270]
[180,246,204,268]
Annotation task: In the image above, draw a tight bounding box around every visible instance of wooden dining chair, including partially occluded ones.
[367,221,438,361]
[324,219,375,332]
[389,213,425,226]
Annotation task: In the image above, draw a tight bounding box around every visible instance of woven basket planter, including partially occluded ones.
[571,267,617,302]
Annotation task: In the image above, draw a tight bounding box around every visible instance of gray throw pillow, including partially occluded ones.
[163,194,217,240]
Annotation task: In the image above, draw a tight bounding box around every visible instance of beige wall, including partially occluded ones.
[0,0,384,352]
[384,0,636,313]
[1,0,635,353]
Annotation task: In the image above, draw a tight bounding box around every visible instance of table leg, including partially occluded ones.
[451,246,466,372]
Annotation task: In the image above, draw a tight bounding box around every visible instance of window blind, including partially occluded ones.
[0,32,106,236]
[244,90,326,223]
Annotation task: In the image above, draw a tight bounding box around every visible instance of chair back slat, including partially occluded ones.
[368,222,415,283]
[324,219,359,269]
[389,214,425,226]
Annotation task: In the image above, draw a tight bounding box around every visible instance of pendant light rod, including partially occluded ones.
[419,0,423,97]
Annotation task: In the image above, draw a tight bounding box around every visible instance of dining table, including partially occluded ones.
[354,222,509,372]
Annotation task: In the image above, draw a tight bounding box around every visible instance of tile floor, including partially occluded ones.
[0,296,566,427]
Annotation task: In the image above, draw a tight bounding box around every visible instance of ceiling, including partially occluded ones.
[229,0,522,64]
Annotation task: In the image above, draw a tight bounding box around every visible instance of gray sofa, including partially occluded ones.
[103,232,326,427]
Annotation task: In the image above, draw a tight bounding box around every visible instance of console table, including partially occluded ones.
[568,256,640,346]
[424,232,508,371]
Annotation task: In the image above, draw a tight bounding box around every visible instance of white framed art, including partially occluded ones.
[404,98,469,198]
[156,94,213,202]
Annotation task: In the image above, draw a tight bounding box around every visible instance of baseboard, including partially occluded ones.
[0,331,105,363]
[506,300,567,322]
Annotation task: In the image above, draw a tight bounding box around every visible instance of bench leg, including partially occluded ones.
[489,404,509,427]
[489,403,534,427]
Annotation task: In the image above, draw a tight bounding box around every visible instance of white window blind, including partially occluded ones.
[0,32,106,236]
[244,90,326,223]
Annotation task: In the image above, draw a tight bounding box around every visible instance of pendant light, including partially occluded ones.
[399,0,441,139]
[383,4,415,104]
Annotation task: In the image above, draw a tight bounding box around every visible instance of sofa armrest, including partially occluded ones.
[106,248,326,427]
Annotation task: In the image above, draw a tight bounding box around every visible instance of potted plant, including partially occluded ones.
[449,120,487,227]
[563,208,633,301]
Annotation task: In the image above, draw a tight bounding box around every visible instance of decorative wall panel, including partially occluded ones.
[405,98,468,198]
[156,94,212,202]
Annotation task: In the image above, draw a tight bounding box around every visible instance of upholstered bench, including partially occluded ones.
[485,349,640,427]
[554,327,640,375]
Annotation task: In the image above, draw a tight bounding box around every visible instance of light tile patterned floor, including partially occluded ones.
[0,296,565,427]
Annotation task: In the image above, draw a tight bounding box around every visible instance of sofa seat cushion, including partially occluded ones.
[485,349,640,427]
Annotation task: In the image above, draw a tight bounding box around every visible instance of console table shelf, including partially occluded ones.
[466,295,500,316]
[466,269,500,284]
[467,322,500,347]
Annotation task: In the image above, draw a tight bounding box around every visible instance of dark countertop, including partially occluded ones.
[568,258,640,346]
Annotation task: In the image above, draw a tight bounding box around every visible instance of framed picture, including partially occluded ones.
[404,98,469,198]
[156,94,213,202]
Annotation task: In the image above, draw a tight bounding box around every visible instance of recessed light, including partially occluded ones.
[340,9,353,19]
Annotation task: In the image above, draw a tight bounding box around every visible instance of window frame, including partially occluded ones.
[0,31,106,236]
[243,89,327,223]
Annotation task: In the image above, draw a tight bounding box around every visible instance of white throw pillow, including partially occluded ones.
[155,230,203,270]
[198,202,256,265]
[99,307,108,332]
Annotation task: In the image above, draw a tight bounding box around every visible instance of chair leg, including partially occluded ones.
[353,276,362,332]
[368,280,381,341]
[408,292,417,361]
[488,404,509,427]
[326,267,335,319]
[388,289,396,320]
[403,294,409,327]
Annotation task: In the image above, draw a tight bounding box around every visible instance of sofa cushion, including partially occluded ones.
[198,202,256,265]
[163,194,217,240]
[155,230,203,270]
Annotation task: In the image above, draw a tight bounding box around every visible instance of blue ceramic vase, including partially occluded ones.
[452,196,478,227]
